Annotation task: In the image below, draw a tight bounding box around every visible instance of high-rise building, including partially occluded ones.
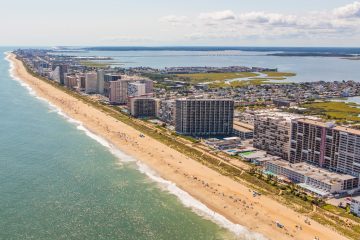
[50,66,61,83]
[143,79,153,93]
[97,70,105,94]
[85,72,98,94]
[290,119,339,167]
[290,119,360,177]
[109,80,128,104]
[158,99,175,124]
[253,112,300,160]
[65,75,78,89]
[128,82,146,97]
[129,97,157,118]
[104,74,121,96]
[175,99,234,136]
[51,65,67,84]
[58,65,67,85]
[108,77,153,105]
[78,75,86,91]
[337,127,360,177]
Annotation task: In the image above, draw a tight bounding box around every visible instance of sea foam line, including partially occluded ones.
[5,52,267,240]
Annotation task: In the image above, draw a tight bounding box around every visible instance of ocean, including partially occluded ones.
[0,47,266,240]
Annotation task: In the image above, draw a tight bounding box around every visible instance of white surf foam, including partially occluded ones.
[136,161,267,240]
[5,52,267,240]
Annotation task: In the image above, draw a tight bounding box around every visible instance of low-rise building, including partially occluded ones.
[205,137,241,150]
[273,99,296,108]
[265,160,359,197]
[233,121,254,140]
[350,196,360,216]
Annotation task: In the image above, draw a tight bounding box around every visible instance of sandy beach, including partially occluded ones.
[8,53,349,240]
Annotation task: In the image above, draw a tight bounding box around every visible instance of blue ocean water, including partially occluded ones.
[0,48,261,239]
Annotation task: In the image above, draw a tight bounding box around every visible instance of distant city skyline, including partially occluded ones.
[1,0,360,46]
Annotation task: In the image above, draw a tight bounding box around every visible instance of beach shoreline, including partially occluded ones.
[7,52,349,240]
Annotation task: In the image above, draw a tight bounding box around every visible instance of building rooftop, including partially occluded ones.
[351,196,360,202]
[268,160,356,185]
[335,125,360,135]
[177,98,233,102]
[297,118,360,135]
[255,111,302,122]
[296,118,334,128]
[233,120,254,131]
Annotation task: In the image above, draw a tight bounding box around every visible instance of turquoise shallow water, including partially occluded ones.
[0,48,248,240]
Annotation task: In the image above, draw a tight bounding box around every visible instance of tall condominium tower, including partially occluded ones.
[290,119,360,177]
[175,99,234,136]
[253,112,300,160]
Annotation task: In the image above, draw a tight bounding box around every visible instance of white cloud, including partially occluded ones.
[159,15,187,24]
[334,1,360,18]
[238,12,298,27]
[160,1,360,43]
[199,10,236,21]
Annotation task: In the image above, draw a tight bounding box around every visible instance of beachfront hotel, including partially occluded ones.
[128,82,146,97]
[290,118,360,177]
[109,80,128,104]
[129,97,158,118]
[104,74,121,96]
[351,196,360,216]
[233,120,254,140]
[157,99,176,125]
[253,111,360,195]
[175,99,234,136]
[265,160,358,197]
[96,69,105,94]
[109,77,153,105]
[253,111,301,160]
[85,72,98,94]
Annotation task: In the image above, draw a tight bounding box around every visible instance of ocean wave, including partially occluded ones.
[4,52,267,240]
[136,162,267,240]
[5,52,37,96]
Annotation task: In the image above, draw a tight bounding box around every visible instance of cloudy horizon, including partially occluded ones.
[1,0,360,47]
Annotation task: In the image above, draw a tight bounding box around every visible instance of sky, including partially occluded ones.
[1,0,360,47]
